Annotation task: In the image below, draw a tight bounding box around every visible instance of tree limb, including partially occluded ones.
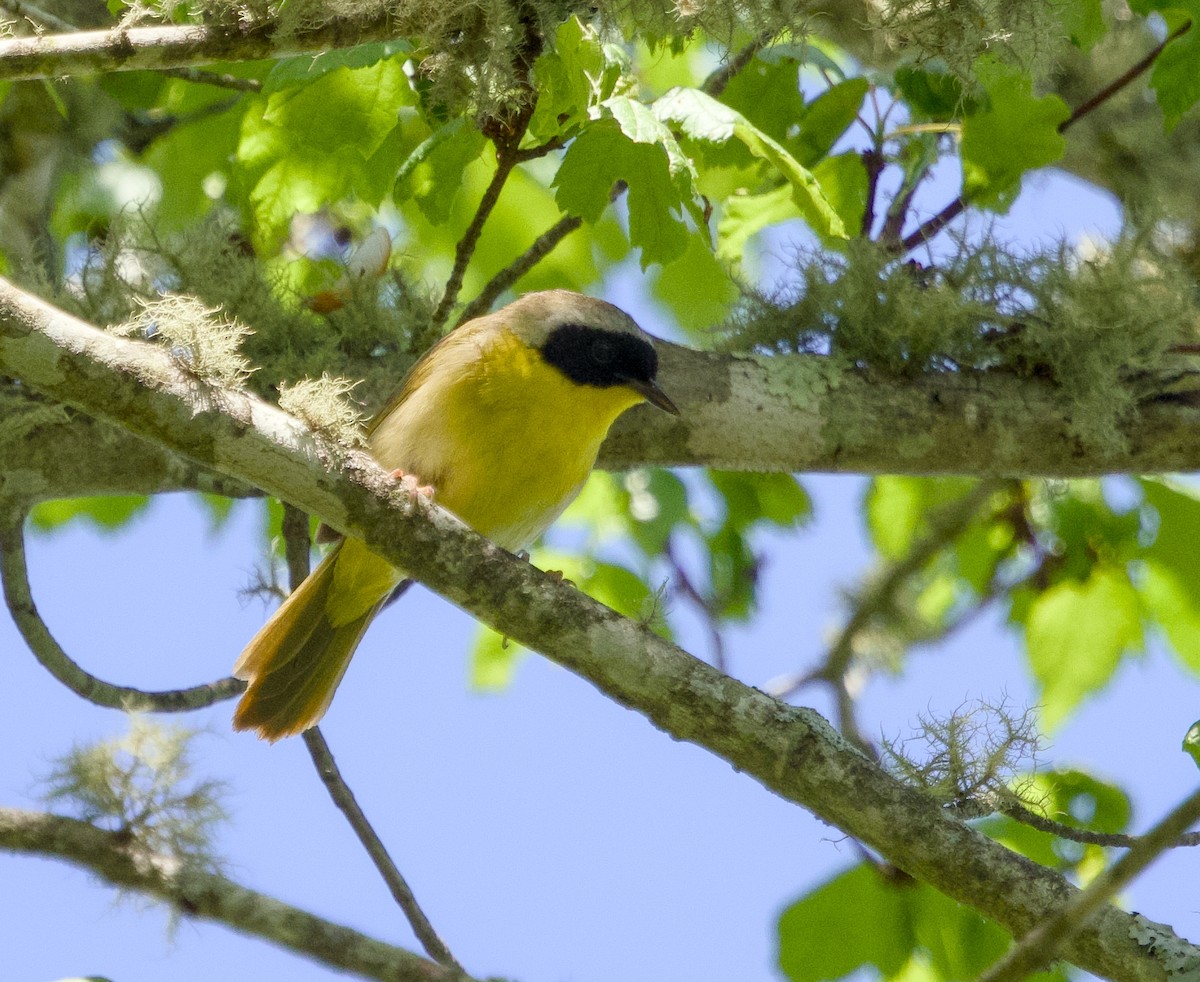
[0,276,1194,981]
[978,785,1200,982]
[10,327,1200,511]
[0,806,474,982]
[0,19,395,81]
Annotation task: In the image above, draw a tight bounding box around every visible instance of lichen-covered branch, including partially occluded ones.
[8,319,1200,514]
[0,277,1195,981]
[0,19,395,81]
[0,806,474,982]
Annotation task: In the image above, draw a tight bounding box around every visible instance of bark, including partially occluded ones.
[0,807,472,982]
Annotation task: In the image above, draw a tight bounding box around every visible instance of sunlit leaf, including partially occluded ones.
[1024,564,1142,730]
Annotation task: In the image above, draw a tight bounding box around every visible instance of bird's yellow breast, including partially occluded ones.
[368,327,645,551]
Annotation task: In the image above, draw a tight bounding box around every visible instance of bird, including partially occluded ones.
[232,289,680,740]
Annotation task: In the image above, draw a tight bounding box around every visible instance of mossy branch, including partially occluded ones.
[0,806,476,982]
[0,20,395,81]
[0,275,1195,982]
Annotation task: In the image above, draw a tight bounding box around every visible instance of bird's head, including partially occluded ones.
[502,290,680,416]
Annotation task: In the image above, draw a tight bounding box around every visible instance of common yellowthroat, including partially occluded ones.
[233,289,679,740]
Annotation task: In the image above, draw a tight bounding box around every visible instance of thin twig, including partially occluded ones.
[770,479,1007,702]
[455,213,582,325]
[664,538,729,673]
[701,30,773,98]
[430,152,519,330]
[0,507,244,711]
[0,0,73,32]
[302,728,465,972]
[1059,19,1193,134]
[160,66,262,91]
[1001,799,1200,849]
[898,196,967,254]
[977,785,1200,982]
[898,20,1191,253]
[459,26,768,324]
[277,503,462,971]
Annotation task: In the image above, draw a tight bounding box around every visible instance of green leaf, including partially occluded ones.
[1138,478,1200,672]
[529,17,623,139]
[264,41,412,93]
[654,86,847,242]
[716,53,807,153]
[651,231,739,332]
[780,864,1066,982]
[1061,0,1106,51]
[894,66,972,121]
[262,58,412,158]
[144,90,242,230]
[30,496,151,533]
[470,626,525,692]
[554,111,690,267]
[1147,10,1200,129]
[623,468,693,556]
[779,864,913,981]
[716,184,800,266]
[960,58,1069,211]
[864,477,976,560]
[709,471,811,532]
[794,78,870,166]
[1024,564,1142,730]
[810,152,868,241]
[983,768,1131,873]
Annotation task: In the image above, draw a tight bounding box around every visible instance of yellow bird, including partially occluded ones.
[233,289,679,740]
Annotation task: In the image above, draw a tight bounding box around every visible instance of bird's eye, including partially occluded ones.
[591,339,614,363]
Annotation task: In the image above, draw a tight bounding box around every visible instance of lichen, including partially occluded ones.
[278,373,367,446]
[720,233,1198,453]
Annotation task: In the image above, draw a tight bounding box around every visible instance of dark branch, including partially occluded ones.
[0,509,244,712]
[302,728,465,972]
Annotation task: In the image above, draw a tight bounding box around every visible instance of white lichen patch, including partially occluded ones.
[278,373,367,447]
[115,295,254,389]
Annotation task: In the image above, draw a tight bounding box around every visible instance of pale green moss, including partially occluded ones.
[722,234,1198,452]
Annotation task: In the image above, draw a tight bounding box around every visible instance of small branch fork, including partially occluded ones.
[452,28,773,325]
[0,806,474,982]
[977,784,1200,982]
[896,19,1193,253]
[279,503,464,973]
[0,506,244,712]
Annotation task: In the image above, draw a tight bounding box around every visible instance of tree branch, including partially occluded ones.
[0,806,474,982]
[0,277,1194,981]
[0,508,245,712]
[0,19,396,81]
[978,785,1200,982]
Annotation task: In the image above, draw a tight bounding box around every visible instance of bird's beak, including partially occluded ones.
[623,377,681,416]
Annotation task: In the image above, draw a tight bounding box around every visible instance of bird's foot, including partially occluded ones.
[391,469,435,500]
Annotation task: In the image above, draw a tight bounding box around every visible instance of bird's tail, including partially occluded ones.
[232,540,386,741]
